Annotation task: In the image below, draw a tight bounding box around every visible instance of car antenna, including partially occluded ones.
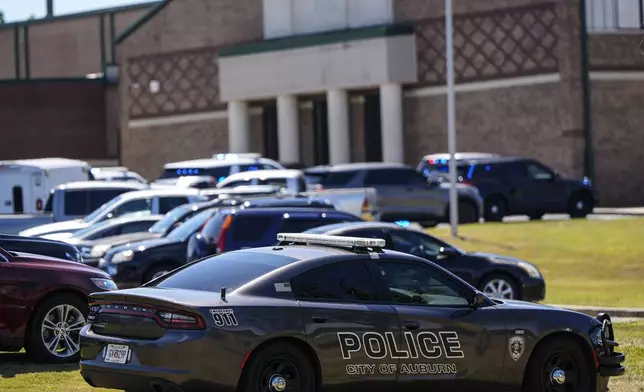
[220,287,227,302]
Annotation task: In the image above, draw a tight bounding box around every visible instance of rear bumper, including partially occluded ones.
[81,368,184,392]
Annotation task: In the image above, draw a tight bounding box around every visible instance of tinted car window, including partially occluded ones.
[64,191,88,215]
[526,161,554,180]
[149,205,193,235]
[229,216,273,244]
[318,172,356,188]
[377,261,469,307]
[201,212,230,242]
[279,218,354,233]
[159,197,189,214]
[292,262,378,301]
[88,226,120,240]
[389,230,445,259]
[167,209,217,242]
[44,192,54,213]
[155,251,298,292]
[364,168,426,186]
[121,220,156,234]
[89,189,127,211]
[473,162,525,180]
[114,198,152,217]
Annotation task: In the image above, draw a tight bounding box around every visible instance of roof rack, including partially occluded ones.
[276,233,385,251]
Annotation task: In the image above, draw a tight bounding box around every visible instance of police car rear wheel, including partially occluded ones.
[523,337,593,392]
[240,342,316,392]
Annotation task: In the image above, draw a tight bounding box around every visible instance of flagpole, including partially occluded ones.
[445,0,459,238]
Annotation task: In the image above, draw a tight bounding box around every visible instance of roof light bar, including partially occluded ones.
[277,233,386,248]
[213,153,262,160]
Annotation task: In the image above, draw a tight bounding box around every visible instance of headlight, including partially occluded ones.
[90,244,112,258]
[111,250,134,264]
[91,278,118,291]
[518,261,542,278]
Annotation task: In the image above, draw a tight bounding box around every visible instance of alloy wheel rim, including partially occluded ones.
[483,279,515,299]
[41,304,86,358]
[542,352,580,391]
[260,357,303,392]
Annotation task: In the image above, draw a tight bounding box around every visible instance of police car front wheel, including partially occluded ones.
[239,342,317,392]
[522,336,594,392]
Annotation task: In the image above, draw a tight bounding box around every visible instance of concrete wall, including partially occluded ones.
[263,0,393,39]
[117,0,265,178]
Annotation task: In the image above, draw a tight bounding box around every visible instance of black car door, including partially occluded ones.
[371,259,507,392]
[386,229,475,284]
[291,260,400,392]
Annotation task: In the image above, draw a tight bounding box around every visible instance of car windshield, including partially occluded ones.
[154,251,298,293]
[165,208,216,242]
[83,194,125,223]
[149,205,192,235]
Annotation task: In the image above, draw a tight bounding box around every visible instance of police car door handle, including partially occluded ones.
[403,321,421,330]
[311,316,327,324]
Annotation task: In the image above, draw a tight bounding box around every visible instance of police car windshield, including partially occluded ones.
[154,251,298,293]
[83,194,125,223]
[149,205,193,235]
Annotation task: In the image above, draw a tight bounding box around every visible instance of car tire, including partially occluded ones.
[567,193,594,219]
[143,263,177,284]
[483,196,508,222]
[479,274,520,300]
[239,342,317,392]
[25,293,88,364]
[522,336,595,392]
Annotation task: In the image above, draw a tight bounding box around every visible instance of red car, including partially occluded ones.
[0,246,117,363]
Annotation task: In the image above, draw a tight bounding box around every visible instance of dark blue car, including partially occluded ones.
[186,207,362,262]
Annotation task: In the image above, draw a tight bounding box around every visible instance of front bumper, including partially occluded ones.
[595,313,626,378]
[521,278,546,302]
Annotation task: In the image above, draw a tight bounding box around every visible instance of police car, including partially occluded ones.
[79,234,624,392]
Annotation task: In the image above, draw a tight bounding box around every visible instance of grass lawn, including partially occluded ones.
[430,217,644,308]
[1,321,642,391]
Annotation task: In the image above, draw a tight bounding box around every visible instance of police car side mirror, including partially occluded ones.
[439,247,458,258]
[470,292,487,309]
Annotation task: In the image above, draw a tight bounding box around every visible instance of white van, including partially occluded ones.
[0,158,91,214]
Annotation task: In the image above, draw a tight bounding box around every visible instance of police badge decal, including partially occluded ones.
[508,336,525,361]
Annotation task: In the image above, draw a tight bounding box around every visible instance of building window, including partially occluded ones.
[587,0,643,31]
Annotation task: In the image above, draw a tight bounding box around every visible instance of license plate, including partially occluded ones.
[104,344,130,364]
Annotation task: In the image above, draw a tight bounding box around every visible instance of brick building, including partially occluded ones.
[3,0,644,206]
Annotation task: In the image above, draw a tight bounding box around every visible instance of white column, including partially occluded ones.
[380,83,405,163]
[277,95,300,163]
[227,100,250,153]
[327,89,351,164]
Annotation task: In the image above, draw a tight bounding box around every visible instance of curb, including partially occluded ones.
[549,304,644,318]
[593,208,644,216]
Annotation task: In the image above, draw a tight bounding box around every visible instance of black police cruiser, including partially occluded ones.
[80,234,625,392]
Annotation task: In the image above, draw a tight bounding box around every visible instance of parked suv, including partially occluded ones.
[186,207,362,262]
[304,163,483,226]
[20,188,205,238]
[442,157,596,221]
[0,247,117,363]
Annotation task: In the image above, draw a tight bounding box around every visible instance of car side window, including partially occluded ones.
[121,221,156,234]
[526,162,554,180]
[64,191,88,215]
[114,198,152,217]
[377,261,469,307]
[388,230,444,259]
[159,197,189,214]
[89,190,127,211]
[291,262,379,302]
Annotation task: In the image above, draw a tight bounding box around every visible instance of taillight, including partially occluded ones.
[216,215,232,253]
[158,311,205,330]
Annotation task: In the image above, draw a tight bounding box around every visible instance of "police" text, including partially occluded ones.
[338,331,464,360]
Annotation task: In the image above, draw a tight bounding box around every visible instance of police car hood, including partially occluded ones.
[20,220,89,237]
[492,298,556,311]
[468,252,526,265]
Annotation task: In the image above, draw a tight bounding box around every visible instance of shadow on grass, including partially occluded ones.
[0,352,78,379]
